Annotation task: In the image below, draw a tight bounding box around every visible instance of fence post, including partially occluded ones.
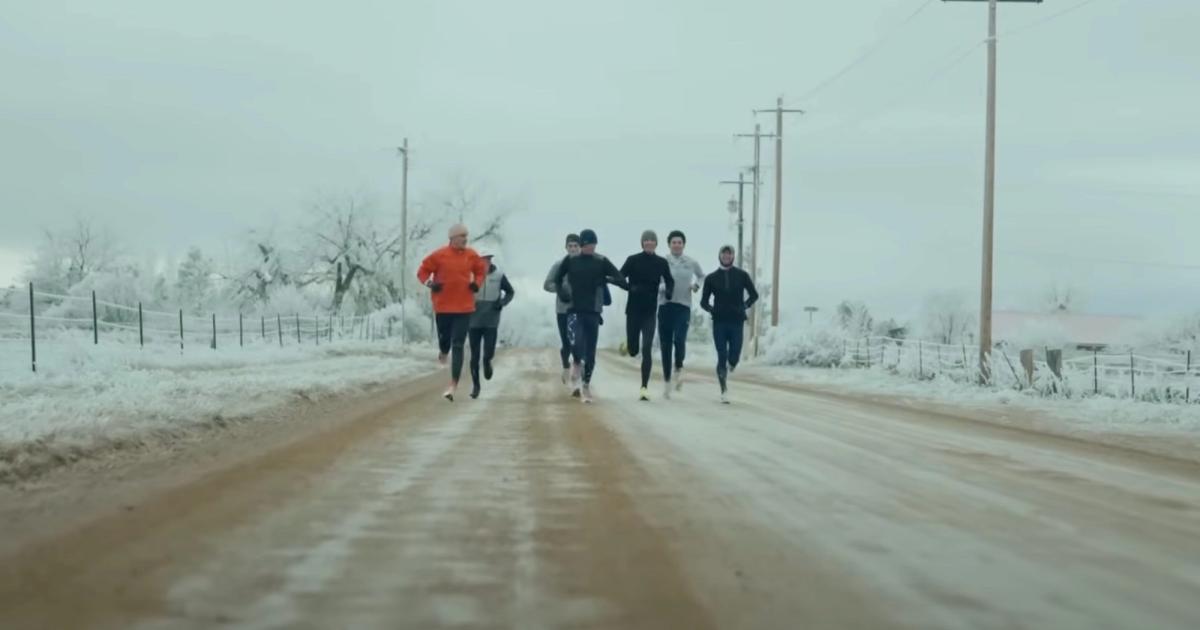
[1130,352,1136,399]
[314,315,319,346]
[918,341,923,379]
[277,314,283,347]
[328,315,333,342]
[92,290,99,345]
[179,309,184,352]
[295,313,301,344]
[261,315,266,341]
[1093,349,1098,395]
[211,313,217,350]
[1187,350,1192,403]
[138,302,144,348]
[29,282,36,373]
[239,313,244,348]
[961,343,969,378]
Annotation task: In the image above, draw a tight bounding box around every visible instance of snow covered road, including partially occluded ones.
[2,350,1199,629]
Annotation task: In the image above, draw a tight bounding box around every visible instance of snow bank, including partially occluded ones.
[749,365,1200,437]
[0,331,436,482]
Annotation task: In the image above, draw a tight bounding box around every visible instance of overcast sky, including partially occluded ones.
[1,0,1196,322]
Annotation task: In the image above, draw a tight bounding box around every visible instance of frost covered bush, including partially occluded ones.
[759,323,847,368]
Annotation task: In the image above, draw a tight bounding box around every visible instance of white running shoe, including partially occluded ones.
[561,367,570,385]
[582,384,593,403]
[720,391,730,404]
[663,381,672,400]
[442,381,457,402]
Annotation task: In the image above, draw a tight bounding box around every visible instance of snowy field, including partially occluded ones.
[0,330,436,482]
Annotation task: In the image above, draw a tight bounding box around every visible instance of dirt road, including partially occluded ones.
[3,350,1199,629]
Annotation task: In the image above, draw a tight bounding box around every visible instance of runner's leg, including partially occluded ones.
[449,315,470,383]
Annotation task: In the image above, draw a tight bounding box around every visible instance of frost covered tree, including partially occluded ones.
[918,290,977,344]
[176,247,215,315]
[25,218,119,294]
[836,300,874,337]
[1040,281,1083,313]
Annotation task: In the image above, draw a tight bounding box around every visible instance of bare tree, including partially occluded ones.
[434,173,514,249]
[919,290,977,344]
[26,218,119,292]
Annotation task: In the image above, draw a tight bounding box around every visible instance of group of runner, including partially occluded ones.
[416,223,758,404]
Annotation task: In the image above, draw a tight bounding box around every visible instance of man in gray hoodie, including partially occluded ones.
[468,253,515,399]
[658,230,705,396]
[545,234,581,385]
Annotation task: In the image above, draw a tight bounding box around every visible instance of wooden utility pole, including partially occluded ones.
[397,139,410,345]
[754,97,804,328]
[944,0,1041,381]
[719,172,750,268]
[736,124,776,355]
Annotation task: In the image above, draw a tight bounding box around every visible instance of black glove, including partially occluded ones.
[427,281,443,293]
[495,303,504,313]
[469,282,480,293]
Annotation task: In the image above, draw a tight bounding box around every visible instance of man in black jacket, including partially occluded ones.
[699,245,759,403]
[553,229,628,402]
[619,230,674,401]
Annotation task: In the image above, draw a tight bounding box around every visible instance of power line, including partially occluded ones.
[788,0,938,106]
[802,38,984,138]
[1003,0,1110,39]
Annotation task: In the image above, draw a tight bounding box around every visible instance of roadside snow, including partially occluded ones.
[0,333,436,481]
[745,365,1200,438]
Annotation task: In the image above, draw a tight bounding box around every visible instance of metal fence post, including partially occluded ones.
[314,315,319,346]
[138,302,144,348]
[211,313,217,350]
[1130,352,1136,399]
[179,309,184,352]
[261,315,266,341]
[1187,350,1192,403]
[328,315,333,342]
[239,313,244,348]
[277,314,283,347]
[1093,349,1098,395]
[918,340,923,379]
[295,313,301,344]
[29,282,36,373]
[92,290,99,345]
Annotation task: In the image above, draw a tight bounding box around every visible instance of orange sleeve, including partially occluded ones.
[417,249,439,284]
[473,252,488,287]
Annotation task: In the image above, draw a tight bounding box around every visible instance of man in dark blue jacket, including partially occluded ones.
[699,245,759,403]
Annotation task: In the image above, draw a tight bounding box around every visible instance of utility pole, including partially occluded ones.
[943,0,1041,381]
[754,97,804,328]
[719,172,750,268]
[397,138,410,345]
[736,124,776,356]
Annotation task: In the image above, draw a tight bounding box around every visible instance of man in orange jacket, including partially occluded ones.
[417,223,489,401]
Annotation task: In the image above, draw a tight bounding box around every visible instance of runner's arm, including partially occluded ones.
[604,258,629,291]
[744,270,760,309]
[659,259,675,297]
[544,260,562,293]
[416,252,438,285]
[499,275,516,307]
[700,276,714,313]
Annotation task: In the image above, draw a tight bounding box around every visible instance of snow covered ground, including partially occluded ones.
[743,363,1200,459]
[0,331,436,482]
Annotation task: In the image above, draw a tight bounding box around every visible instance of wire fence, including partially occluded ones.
[837,335,1198,404]
[0,283,409,374]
